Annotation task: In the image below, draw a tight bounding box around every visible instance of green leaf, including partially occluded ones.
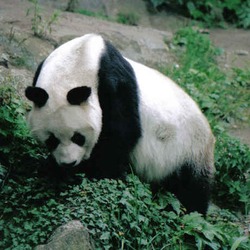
[100,232,110,241]
[231,236,249,250]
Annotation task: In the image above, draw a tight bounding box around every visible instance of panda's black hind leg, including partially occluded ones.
[161,163,212,215]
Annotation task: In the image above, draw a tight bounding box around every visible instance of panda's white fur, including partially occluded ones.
[26,34,215,214]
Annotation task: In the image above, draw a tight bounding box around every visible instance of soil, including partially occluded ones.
[0,0,249,146]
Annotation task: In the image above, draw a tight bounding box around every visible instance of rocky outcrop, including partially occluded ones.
[35,220,94,250]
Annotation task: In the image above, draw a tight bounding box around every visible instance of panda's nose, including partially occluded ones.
[60,161,77,168]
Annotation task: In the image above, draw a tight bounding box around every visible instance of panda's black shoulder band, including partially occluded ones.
[32,60,45,86]
[67,86,91,105]
[25,86,49,108]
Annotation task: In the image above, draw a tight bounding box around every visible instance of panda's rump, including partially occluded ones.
[128,59,214,183]
[130,112,191,183]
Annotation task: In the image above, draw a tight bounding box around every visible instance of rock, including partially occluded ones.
[0,53,9,68]
[235,50,249,56]
[35,220,94,250]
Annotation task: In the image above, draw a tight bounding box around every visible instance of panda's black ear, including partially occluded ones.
[25,86,49,108]
[67,86,91,105]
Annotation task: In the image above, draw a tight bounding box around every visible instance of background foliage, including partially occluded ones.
[148,0,250,28]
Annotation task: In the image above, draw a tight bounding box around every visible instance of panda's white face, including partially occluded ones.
[25,34,105,168]
[28,105,101,167]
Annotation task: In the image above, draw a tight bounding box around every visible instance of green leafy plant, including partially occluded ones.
[1,172,249,249]
[0,79,45,176]
[236,0,250,28]
[214,132,250,213]
[165,27,249,125]
[26,0,60,38]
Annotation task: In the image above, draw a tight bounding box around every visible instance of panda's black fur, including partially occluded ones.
[26,34,215,214]
[88,41,141,178]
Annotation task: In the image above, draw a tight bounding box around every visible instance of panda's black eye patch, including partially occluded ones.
[71,132,85,146]
[45,134,60,151]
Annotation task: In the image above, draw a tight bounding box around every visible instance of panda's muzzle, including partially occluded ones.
[60,161,77,168]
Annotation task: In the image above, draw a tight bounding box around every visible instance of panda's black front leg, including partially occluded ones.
[83,136,131,179]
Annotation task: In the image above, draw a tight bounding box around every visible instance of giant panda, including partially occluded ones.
[25,34,215,215]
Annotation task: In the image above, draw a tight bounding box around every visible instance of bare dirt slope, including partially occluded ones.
[0,0,174,68]
[0,0,249,145]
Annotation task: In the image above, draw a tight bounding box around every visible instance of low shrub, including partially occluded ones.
[0,82,44,170]
[1,172,249,249]
[215,131,250,213]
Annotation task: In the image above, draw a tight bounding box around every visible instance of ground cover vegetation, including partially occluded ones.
[0,3,249,249]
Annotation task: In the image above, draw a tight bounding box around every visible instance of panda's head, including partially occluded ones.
[25,34,105,167]
[26,85,102,167]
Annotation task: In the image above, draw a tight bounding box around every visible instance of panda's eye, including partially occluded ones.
[45,134,60,151]
[71,132,85,146]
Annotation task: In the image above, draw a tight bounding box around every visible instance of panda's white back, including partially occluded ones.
[127,59,214,183]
